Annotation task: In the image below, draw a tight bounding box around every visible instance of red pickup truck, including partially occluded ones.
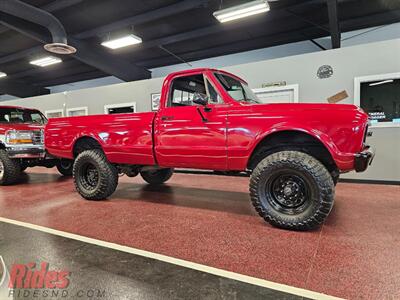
[0,106,73,185]
[45,68,374,230]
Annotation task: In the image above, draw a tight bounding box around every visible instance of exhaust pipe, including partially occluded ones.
[0,0,76,54]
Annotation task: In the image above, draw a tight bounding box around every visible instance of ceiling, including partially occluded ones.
[0,0,399,97]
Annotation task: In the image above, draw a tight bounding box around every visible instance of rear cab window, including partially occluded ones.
[168,73,224,107]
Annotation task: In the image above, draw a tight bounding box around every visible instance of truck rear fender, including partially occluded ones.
[72,134,104,158]
[247,128,339,173]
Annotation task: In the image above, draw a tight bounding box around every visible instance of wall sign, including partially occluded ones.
[151,93,161,111]
[317,65,333,79]
[327,90,348,103]
[262,81,287,88]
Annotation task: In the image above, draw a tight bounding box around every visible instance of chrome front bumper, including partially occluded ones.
[355,146,375,172]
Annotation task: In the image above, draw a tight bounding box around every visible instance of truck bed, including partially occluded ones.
[45,112,157,165]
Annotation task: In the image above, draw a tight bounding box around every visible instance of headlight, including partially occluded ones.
[6,130,34,145]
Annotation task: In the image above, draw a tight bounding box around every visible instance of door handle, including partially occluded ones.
[161,116,174,121]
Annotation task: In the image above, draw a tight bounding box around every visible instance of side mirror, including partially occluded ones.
[193,93,208,106]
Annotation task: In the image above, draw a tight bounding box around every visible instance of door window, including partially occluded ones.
[169,74,206,107]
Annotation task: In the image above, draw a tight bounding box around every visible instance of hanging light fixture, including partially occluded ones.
[213,0,270,23]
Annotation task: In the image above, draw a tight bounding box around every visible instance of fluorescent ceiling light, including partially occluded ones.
[0,72,7,78]
[30,56,62,67]
[369,79,394,86]
[101,34,142,49]
[213,0,270,23]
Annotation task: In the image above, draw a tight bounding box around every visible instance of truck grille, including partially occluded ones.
[32,130,44,145]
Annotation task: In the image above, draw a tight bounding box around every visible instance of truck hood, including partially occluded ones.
[249,102,361,112]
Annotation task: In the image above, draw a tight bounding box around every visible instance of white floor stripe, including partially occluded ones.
[0,216,343,300]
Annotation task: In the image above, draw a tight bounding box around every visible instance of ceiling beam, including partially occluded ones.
[0,45,43,65]
[74,0,209,39]
[42,0,83,12]
[36,70,106,87]
[326,0,341,48]
[0,13,151,81]
[0,0,83,35]
[0,79,50,97]
[309,39,327,50]
[137,26,325,68]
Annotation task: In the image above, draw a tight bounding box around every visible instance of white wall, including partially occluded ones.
[1,38,399,182]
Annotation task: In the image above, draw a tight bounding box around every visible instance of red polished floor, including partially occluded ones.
[1,168,399,299]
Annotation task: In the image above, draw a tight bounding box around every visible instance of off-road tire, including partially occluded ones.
[0,149,21,185]
[140,168,173,185]
[56,159,73,176]
[250,151,334,230]
[73,150,118,200]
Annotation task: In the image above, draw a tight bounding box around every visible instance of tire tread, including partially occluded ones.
[73,150,118,200]
[249,151,334,230]
[0,149,21,185]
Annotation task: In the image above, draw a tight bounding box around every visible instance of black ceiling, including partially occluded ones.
[0,0,400,97]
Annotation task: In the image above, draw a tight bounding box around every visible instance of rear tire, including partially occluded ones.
[73,150,118,200]
[57,159,73,176]
[249,151,334,231]
[140,168,173,185]
[0,149,21,185]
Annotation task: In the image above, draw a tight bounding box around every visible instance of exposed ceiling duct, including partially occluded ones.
[0,0,76,55]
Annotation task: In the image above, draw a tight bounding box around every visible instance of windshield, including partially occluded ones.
[215,73,261,104]
[0,108,47,125]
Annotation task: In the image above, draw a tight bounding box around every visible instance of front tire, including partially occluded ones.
[0,149,21,185]
[57,159,73,176]
[250,151,334,231]
[140,168,173,185]
[73,150,118,200]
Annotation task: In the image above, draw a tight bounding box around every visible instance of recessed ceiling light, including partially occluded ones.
[213,0,270,23]
[101,34,143,49]
[30,56,62,67]
[0,72,7,78]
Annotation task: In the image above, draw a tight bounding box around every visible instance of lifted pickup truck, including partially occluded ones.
[45,68,374,230]
[0,106,73,185]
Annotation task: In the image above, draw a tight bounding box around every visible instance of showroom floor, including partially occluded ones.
[0,168,399,299]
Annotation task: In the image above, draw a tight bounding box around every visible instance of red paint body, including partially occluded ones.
[45,69,369,172]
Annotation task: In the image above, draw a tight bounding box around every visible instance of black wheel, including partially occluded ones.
[73,150,118,200]
[56,159,73,176]
[0,149,21,185]
[140,168,173,185]
[250,151,334,231]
